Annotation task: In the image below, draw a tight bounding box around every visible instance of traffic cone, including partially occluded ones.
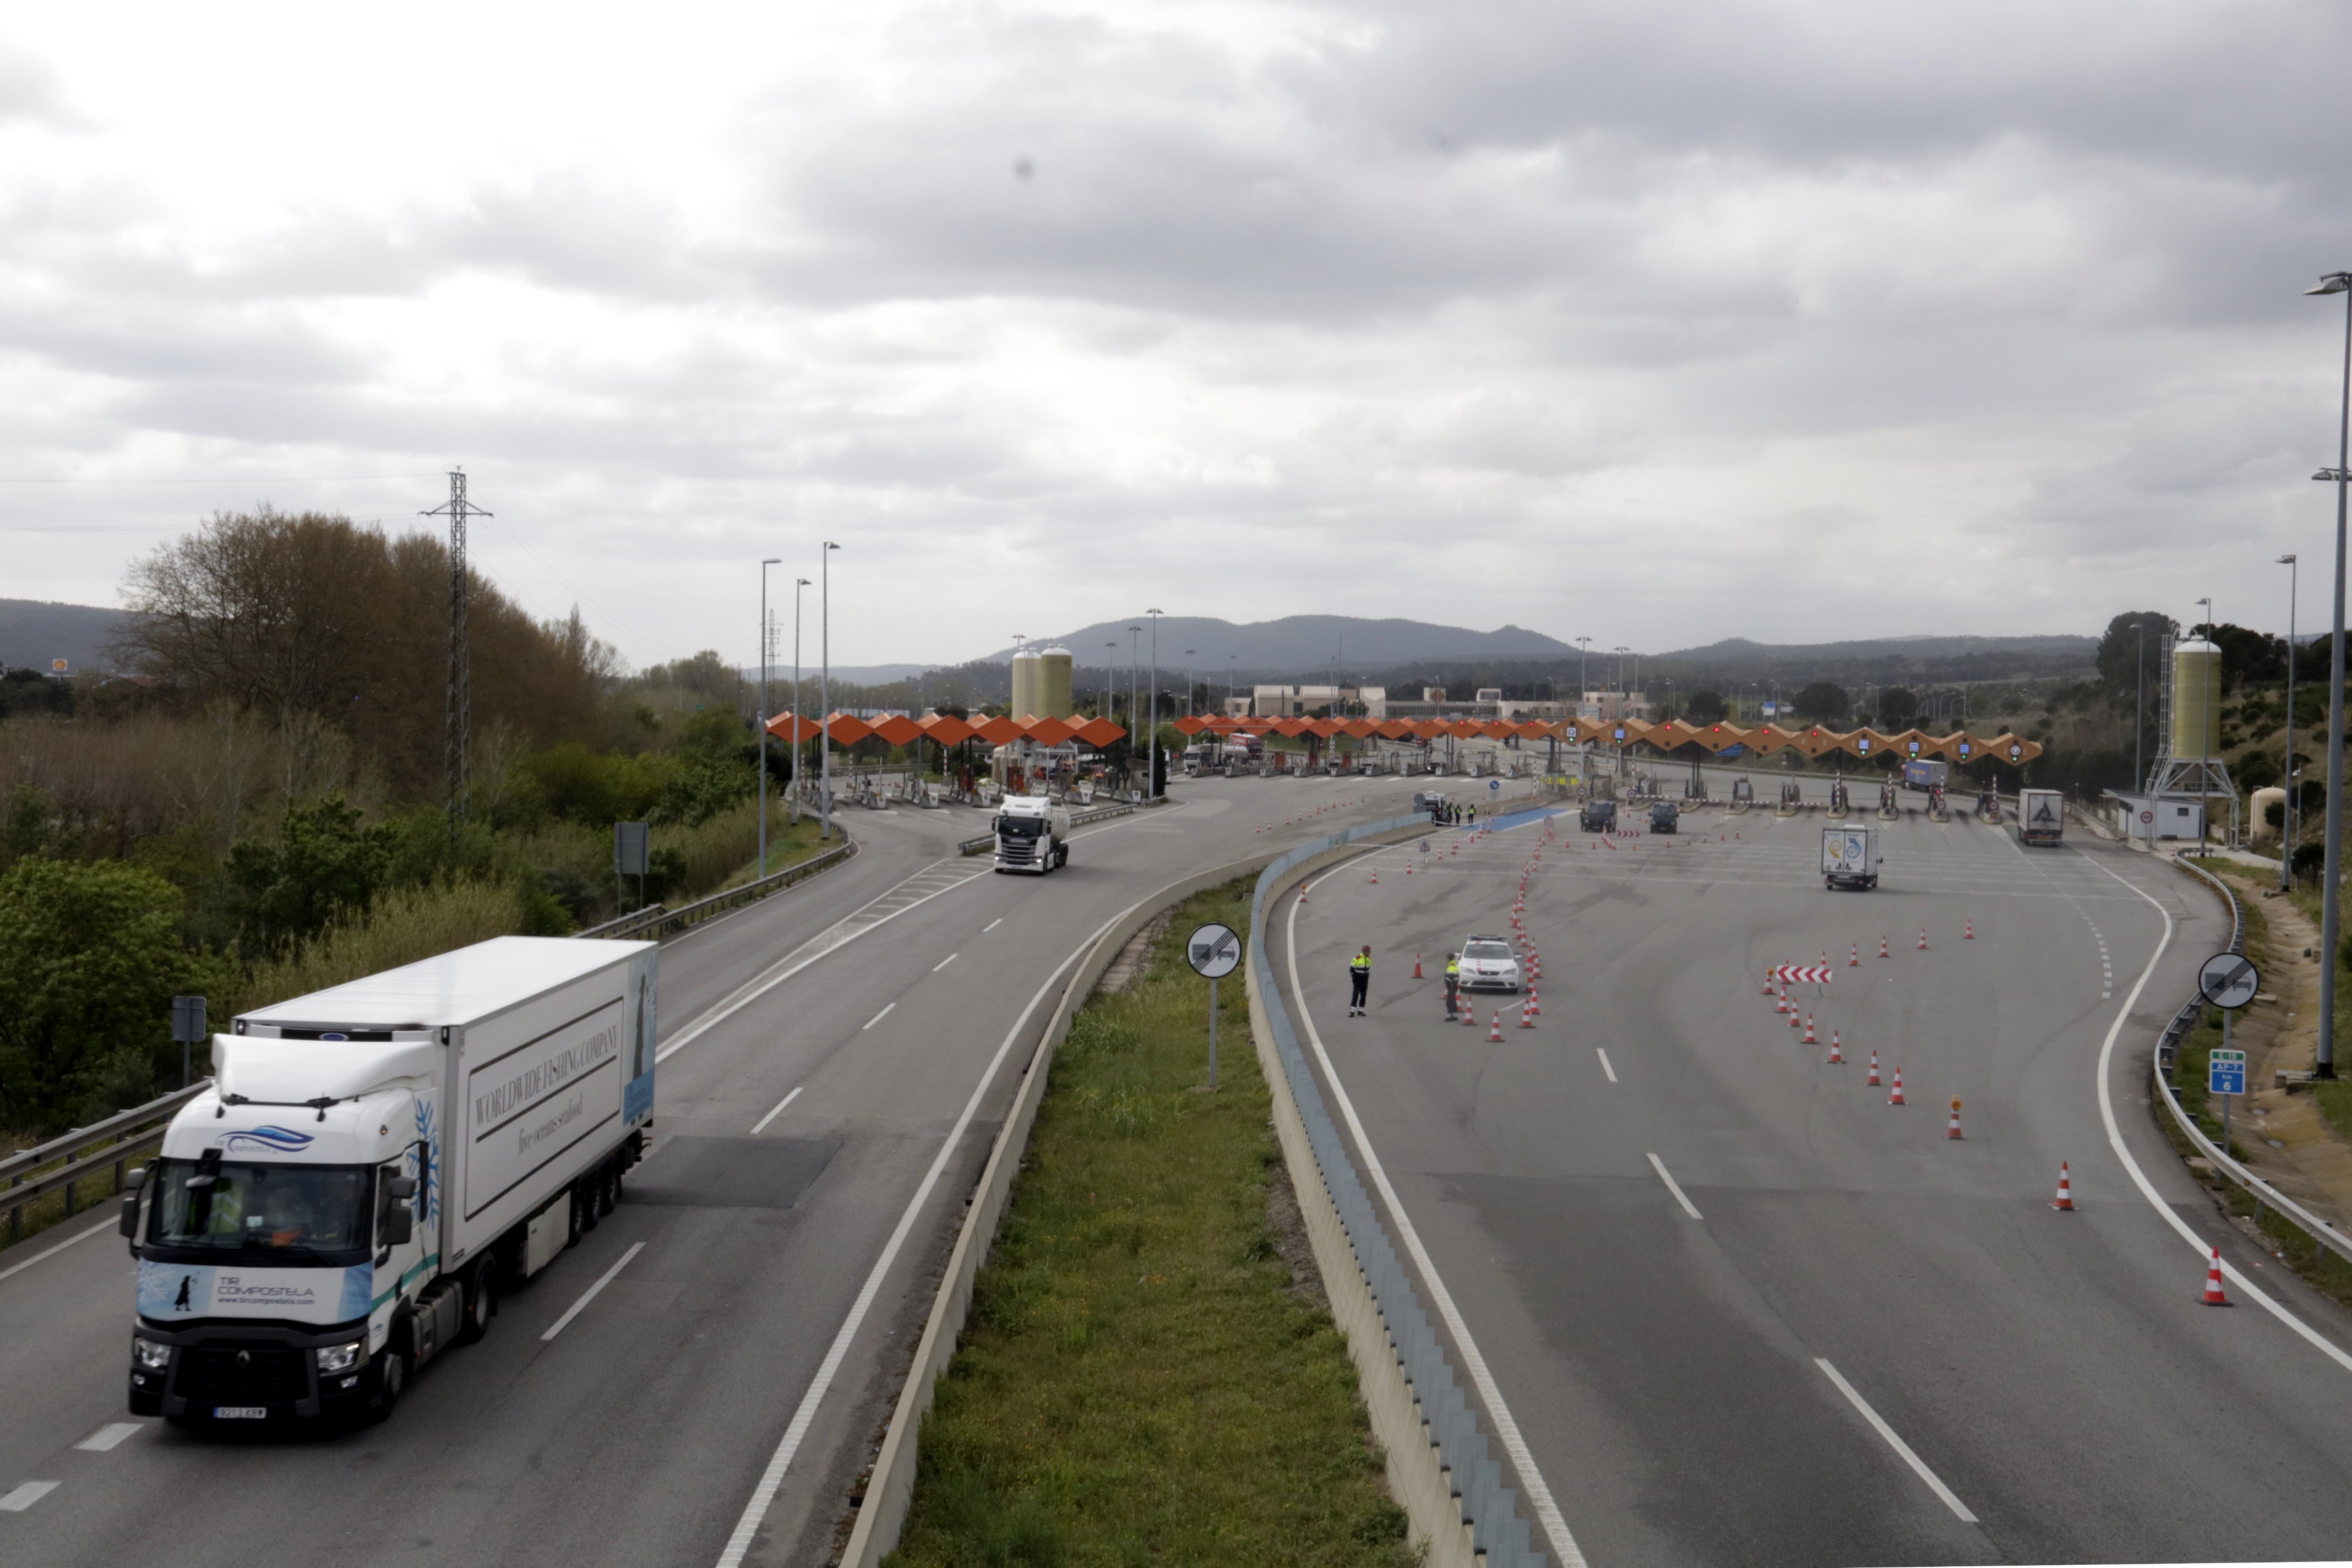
[1406,863,1413,875]
[1888,1069,1905,1106]
[1461,1001,1476,1028]
[1789,1007,1801,1028]
[1850,944,1860,967]
[1964,919,1974,940]
[1867,1050,1881,1086]
[1298,886,1309,905]
[1946,1098,1963,1139]
[1762,972,1776,995]
[1518,1004,1536,1030]
[1777,988,1790,1014]
[1879,935,1890,958]
[2052,1162,2074,1211]
[2201,1248,2231,1306]
[1489,1011,1504,1042]
[1412,952,1423,979]
[1526,987,1540,1016]
[1370,869,1379,885]
[1827,1031,1843,1064]
[1918,927,1929,950]
[1803,1014,1818,1044]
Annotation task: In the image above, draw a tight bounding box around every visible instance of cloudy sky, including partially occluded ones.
[4,2,2350,670]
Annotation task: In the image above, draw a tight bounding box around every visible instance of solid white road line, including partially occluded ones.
[1595,1047,1618,1084]
[2084,853,2352,1374]
[862,1002,896,1032]
[0,1480,58,1511]
[750,1087,804,1136]
[74,1422,143,1453]
[0,1215,114,1288]
[714,900,1136,1568]
[983,917,1003,932]
[1288,863,1588,1568]
[932,952,959,972]
[1815,1358,1978,1523]
[1646,1152,1702,1220]
[541,1242,645,1342]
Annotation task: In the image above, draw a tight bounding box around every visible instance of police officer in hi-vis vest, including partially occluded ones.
[1443,952,1461,1020]
[1348,945,1371,1017]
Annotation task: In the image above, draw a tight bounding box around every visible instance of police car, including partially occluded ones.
[1458,935,1522,993]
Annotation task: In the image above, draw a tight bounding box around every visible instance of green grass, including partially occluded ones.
[885,878,1413,1568]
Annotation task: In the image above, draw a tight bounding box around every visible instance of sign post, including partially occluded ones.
[170,994,208,1088]
[2198,952,2261,1156]
[1185,921,1243,1089]
[614,821,651,913]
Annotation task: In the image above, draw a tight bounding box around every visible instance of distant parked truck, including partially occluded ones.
[123,938,658,1428]
[2018,787,2065,847]
[1902,760,1950,792]
[1822,825,1882,890]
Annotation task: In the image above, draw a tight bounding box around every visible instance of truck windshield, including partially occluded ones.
[1000,816,1043,837]
[148,1158,375,1260]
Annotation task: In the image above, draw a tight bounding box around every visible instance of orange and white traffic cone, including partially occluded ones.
[1370,868,1379,885]
[1518,1004,1536,1029]
[1888,1069,1906,1106]
[1964,919,1974,940]
[2052,1162,2075,1211]
[1789,1006,1802,1028]
[1762,971,1776,995]
[1489,1011,1504,1042]
[1850,944,1860,967]
[1827,1031,1843,1064]
[1803,1014,1818,1044]
[1412,952,1424,979]
[1298,886,1309,904]
[1946,1097,1963,1139]
[1918,927,1929,950]
[1777,988,1790,1014]
[1526,987,1540,1016]
[1879,935,1890,958]
[1867,1050,1881,1086]
[2201,1248,2231,1306]
[1461,1001,1476,1028]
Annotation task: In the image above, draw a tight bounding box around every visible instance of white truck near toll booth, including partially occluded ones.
[2018,787,2065,847]
[122,937,657,1427]
[993,793,1071,873]
[1822,825,1882,890]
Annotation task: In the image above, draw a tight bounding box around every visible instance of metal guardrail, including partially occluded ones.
[1250,812,1550,1567]
[3,1081,210,1243]
[956,799,1146,857]
[577,836,857,941]
[2154,857,2352,1266]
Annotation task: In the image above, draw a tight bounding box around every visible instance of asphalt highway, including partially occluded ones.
[1281,804,2352,1565]
[0,771,1436,1567]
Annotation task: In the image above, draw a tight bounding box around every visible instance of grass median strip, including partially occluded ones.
[885,876,1413,1568]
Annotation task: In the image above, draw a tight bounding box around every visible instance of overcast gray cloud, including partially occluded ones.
[2,1,2348,670]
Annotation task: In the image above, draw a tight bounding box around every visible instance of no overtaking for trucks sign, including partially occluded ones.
[2197,953,2259,1011]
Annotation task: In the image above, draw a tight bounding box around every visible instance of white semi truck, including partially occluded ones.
[993,793,1072,873]
[122,937,657,1427]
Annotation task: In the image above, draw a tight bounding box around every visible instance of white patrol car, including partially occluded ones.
[1458,935,1522,993]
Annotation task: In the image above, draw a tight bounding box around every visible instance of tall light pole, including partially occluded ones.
[1128,624,1141,782]
[2132,619,2148,791]
[759,557,781,872]
[1576,636,1591,704]
[1146,609,1163,796]
[1106,641,1119,720]
[2196,596,2215,846]
[820,541,841,841]
[2280,555,2299,892]
[2307,266,2351,1078]
[1184,650,1196,718]
[791,578,809,825]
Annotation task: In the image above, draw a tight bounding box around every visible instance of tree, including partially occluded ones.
[0,857,233,1134]
[1683,690,1728,723]
[1878,687,1918,725]
[226,793,392,953]
[2096,612,2174,701]
[1793,681,1850,723]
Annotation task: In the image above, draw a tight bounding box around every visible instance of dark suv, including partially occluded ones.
[1579,799,1616,831]
[1648,801,1679,832]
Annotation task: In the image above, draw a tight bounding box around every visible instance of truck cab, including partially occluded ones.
[1580,798,1618,832]
[993,794,1072,873]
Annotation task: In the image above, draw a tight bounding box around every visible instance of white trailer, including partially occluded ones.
[2018,788,2065,847]
[123,937,657,1427]
[1822,825,1882,890]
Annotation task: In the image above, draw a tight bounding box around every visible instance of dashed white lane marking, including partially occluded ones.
[862,1001,896,1031]
[750,1086,803,1136]
[0,1480,59,1511]
[541,1241,646,1343]
[932,951,959,972]
[1596,1048,1618,1084]
[983,917,1004,933]
[1646,1153,1703,1221]
[1815,1359,1978,1522]
[74,1423,143,1453]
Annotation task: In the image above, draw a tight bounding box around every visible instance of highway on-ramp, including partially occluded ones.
[0,771,1435,1567]
[1279,806,2352,1565]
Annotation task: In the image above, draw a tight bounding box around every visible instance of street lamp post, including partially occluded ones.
[820,541,840,841]
[1576,636,1591,706]
[759,557,781,873]
[1146,609,1163,797]
[791,578,809,824]
[1184,649,1196,719]
[2307,266,2352,1078]
[2281,555,2299,892]
[1128,625,1141,785]
[2197,596,2215,846]
[2132,619,2148,790]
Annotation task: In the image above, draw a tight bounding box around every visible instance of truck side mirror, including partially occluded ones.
[387,1176,418,1201]
[118,1191,141,1239]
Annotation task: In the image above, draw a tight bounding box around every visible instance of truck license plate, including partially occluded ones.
[214,1406,267,1420]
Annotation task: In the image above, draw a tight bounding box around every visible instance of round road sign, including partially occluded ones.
[2197,951,2260,1010]
[2139,809,2154,825]
[1489,778,1501,793]
[1185,922,1242,979]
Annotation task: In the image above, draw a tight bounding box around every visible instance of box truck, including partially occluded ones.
[1822,825,1882,890]
[1901,759,1949,792]
[2018,787,2065,847]
[122,937,657,1427]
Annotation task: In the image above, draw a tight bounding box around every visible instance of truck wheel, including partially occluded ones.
[456,1261,496,1344]
[598,1162,617,1216]
[366,1346,407,1426]
[567,1185,586,1246]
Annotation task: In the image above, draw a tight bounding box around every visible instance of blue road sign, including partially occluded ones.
[2209,1048,2247,1097]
